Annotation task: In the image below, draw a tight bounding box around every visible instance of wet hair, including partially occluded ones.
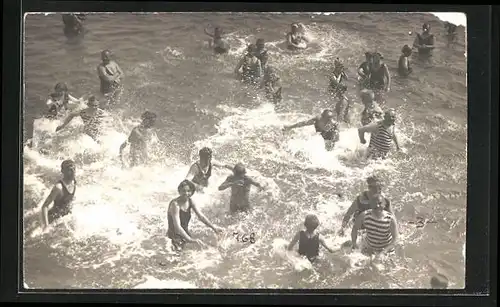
[141,111,157,122]
[61,159,75,170]
[199,147,212,159]
[101,49,112,59]
[366,175,382,187]
[360,89,375,104]
[54,82,68,93]
[87,95,99,106]
[401,45,412,56]
[177,179,196,195]
[291,23,299,28]
[256,38,265,45]
[364,52,372,59]
[233,163,246,176]
[430,274,448,289]
[321,109,334,119]
[304,214,320,232]
[372,52,384,62]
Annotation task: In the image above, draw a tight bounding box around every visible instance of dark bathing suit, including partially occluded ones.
[167,199,193,250]
[369,65,387,91]
[298,230,320,262]
[48,180,76,224]
[228,175,252,213]
[314,120,339,141]
[352,191,391,223]
[192,162,212,188]
[416,33,434,56]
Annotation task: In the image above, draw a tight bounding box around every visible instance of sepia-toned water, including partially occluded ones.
[22,12,467,289]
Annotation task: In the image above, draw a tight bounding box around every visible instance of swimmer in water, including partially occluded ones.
[358,52,373,89]
[398,45,413,77]
[430,273,449,289]
[328,58,348,95]
[368,52,391,105]
[56,95,107,142]
[255,38,269,70]
[358,109,401,160]
[262,65,283,104]
[288,214,334,263]
[204,25,230,54]
[351,193,399,257]
[359,90,383,126]
[185,147,232,192]
[338,175,393,236]
[97,49,124,107]
[413,23,435,58]
[234,44,262,86]
[283,109,340,151]
[286,23,308,50]
[119,111,158,167]
[167,180,224,251]
[40,159,77,229]
[62,14,86,38]
[218,163,265,213]
[333,83,351,124]
[45,82,82,119]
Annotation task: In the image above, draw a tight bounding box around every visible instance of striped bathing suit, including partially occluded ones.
[362,209,393,252]
[367,121,393,159]
[80,109,105,140]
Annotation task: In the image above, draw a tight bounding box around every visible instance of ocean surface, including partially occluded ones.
[22,12,467,289]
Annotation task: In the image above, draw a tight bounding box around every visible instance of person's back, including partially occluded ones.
[298,230,320,261]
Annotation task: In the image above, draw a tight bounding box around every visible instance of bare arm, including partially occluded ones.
[191,200,220,232]
[383,65,391,90]
[256,59,262,77]
[247,176,264,191]
[392,127,400,150]
[115,62,124,77]
[382,215,400,253]
[168,202,195,242]
[234,57,245,74]
[40,185,62,228]
[185,163,199,181]
[218,176,234,191]
[284,117,317,130]
[358,122,379,143]
[351,211,366,248]
[341,200,359,229]
[412,35,420,48]
[287,231,300,251]
[423,35,435,48]
[319,236,334,253]
[204,28,214,37]
[212,161,233,170]
[56,112,79,131]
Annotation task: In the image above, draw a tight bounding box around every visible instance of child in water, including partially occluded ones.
[398,45,413,77]
[204,25,229,54]
[288,214,335,262]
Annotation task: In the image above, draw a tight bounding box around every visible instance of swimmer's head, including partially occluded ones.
[360,89,375,105]
[101,49,112,63]
[199,147,212,161]
[365,52,373,60]
[54,82,68,93]
[383,108,397,125]
[430,274,448,289]
[87,95,99,107]
[423,23,431,33]
[233,163,246,177]
[247,44,257,54]
[178,179,195,198]
[61,159,76,179]
[372,194,386,211]
[256,38,265,50]
[214,27,223,36]
[367,175,383,194]
[371,52,383,68]
[304,214,320,232]
[321,109,335,120]
[141,111,157,128]
[401,44,412,56]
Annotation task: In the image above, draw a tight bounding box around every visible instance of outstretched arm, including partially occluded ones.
[319,236,335,253]
[287,231,300,251]
[383,65,391,91]
[56,112,79,131]
[351,211,366,249]
[191,200,223,233]
[283,118,316,131]
[212,161,233,171]
[340,200,358,231]
[247,176,264,191]
[218,176,234,191]
[358,122,378,143]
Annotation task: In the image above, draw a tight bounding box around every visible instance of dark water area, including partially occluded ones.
[23,12,467,289]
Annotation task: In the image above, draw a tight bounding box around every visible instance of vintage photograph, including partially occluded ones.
[22,12,467,289]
